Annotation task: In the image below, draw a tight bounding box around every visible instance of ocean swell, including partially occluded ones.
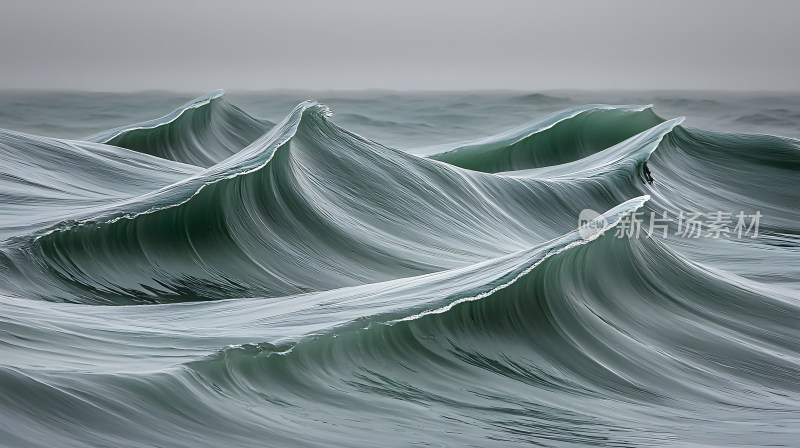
[0,91,798,447]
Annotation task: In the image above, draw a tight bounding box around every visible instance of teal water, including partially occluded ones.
[0,90,798,447]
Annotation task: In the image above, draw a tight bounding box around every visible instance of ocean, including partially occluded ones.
[0,90,798,447]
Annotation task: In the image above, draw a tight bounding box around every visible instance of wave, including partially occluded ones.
[182,225,797,447]
[86,90,274,167]
[0,197,647,371]
[2,206,796,447]
[5,102,657,304]
[0,128,200,240]
[413,104,663,172]
[0,92,798,447]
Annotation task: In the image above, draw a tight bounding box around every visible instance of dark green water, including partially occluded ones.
[0,90,798,447]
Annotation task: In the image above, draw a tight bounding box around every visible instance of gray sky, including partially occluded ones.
[1,0,798,92]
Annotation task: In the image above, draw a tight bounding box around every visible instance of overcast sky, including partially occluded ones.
[1,0,798,92]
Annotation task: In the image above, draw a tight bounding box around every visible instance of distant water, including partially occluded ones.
[0,90,798,447]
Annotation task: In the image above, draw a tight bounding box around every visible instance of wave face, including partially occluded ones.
[85,90,274,167]
[0,91,798,447]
